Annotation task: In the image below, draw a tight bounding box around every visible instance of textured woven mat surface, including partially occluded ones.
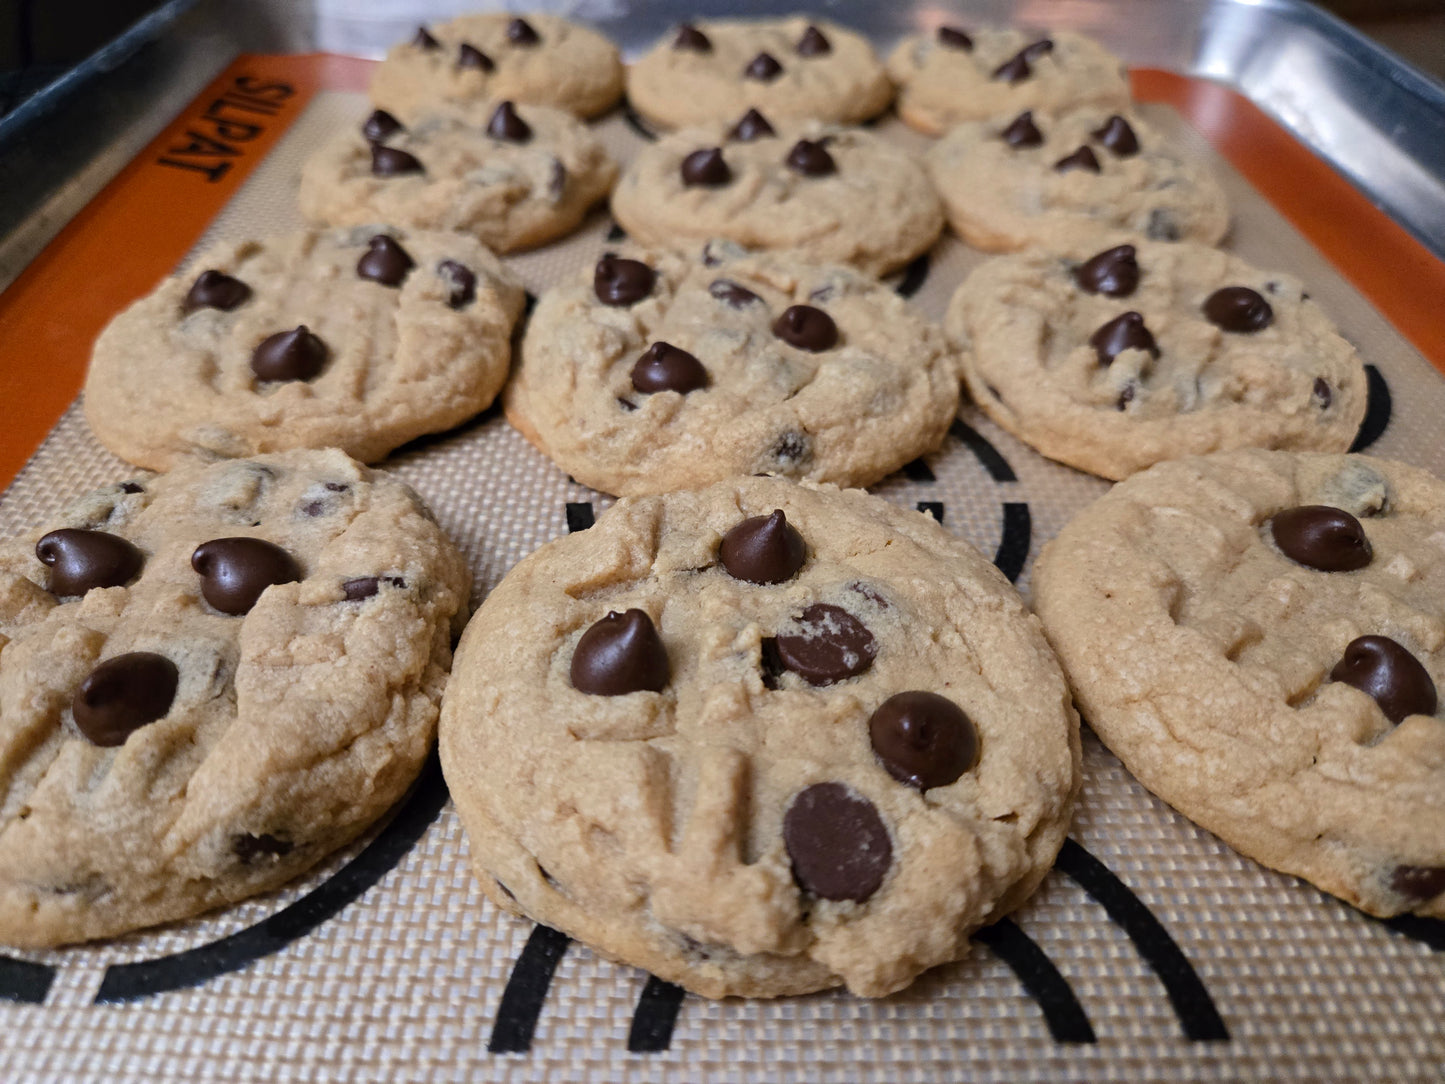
[0,88,1442,1083]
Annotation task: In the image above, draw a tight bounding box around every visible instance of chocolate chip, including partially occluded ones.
[594,254,656,306]
[192,537,301,615]
[1055,145,1102,173]
[729,108,775,142]
[73,652,178,747]
[1204,286,1273,332]
[744,52,783,81]
[1146,208,1180,241]
[786,139,836,177]
[548,157,567,199]
[775,603,877,685]
[1391,865,1445,901]
[1270,506,1372,571]
[998,112,1043,150]
[681,147,731,187]
[1022,38,1055,61]
[708,279,762,308]
[361,109,403,143]
[938,25,973,49]
[251,326,327,382]
[570,609,669,695]
[869,691,978,791]
[1313,377,1332,409]
[783,782,891,901]
[182,270,251,315]
[631,342,708,394]
[1330,635,1436,723]
[796,26,830,55]
[342,577,380,601]
[507,17,540,45]
[120,482,144,494]
[36,529,143,597]
[1093,115,1140,156]
[992,49,1033,83]
[323,482,347,492]
[1117,382,1137,410]
[773,305,837,351]
[673,24,711,51]
[233,833,294,862]
[772,431,811,465]
[1074,245,1139,297]
[720,510,805,584]
[487,100,532,142]
[413,26,440,49]
[437,260,476,309]
[371,143,423,176]
[458,42,494,70]
[356,235,415,286]
[1089,312,1158,366]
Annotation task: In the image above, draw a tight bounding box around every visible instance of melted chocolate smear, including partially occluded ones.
[1392,865,1445,902]
[783,782,892,901]
[356,235,415,286]
[869,691,978,790]
[681,147,731,187]
[570,609,669,695]
[775,603,877,685]
[744,52,784,81]
[37,529,143,597]
[192,537,302,615]
[73,652,178,747]
[631,341,709,394]
[1330,635,1436,723]
[458,43,495,71]
[796,26,831,56]
[673,24,711,52]
[1092,115,1140,156]
[361,109,403,143]
[1000,110,1044,148]
[709,279,762,308]
[772,305,837,351]
[1054,145,1102,173]
[487,100,532,142]
[786,139,836,177]
[1270,506,1372,572]
[251,326,327,382]
[594,254,656,306]
[506,17,540,45]
[729,108,775,142]
[438,260,476,309]
[371,143,423,176]
[720,510,805,584]
[1089,311,1158,366]
[183,270,251,315]
[938,26,973,50]
[1203,286,1273,332]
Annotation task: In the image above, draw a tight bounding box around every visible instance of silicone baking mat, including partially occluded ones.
[0,52,1442,1084]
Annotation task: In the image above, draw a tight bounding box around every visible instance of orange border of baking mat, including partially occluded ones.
[0,56,1441,492]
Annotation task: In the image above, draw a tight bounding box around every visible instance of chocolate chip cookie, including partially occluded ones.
[925,107,1230,252]
[627,17,893,130]
[369,13,623,122]
[85,226,525,470]
[1034,450,1445,919]
[299,102,617,253]
[440,475,1080,997]
[887,26,1130,136]
[610,117,943,276]
[945,239,1367,480]
[505,245,960,496]
[0,449,470,945]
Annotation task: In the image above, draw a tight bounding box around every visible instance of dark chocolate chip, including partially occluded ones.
[413,26,440,50]
[73,652,178,747]
[1146,208,1181,241]
[729,108,775,142]
[1074,244,1139,297]
[1204,286,1273,332]
[1093,115,1140,156]
[1391,865,1445,902]
[370,143,423,176]
[191,537,302,615]
[1022,38,1055,60]
[342,577,380,601]
[570,609,669,695]
[631,342,708,394]
[251,326,327,382]
[783,782,891,901]
[708,279,762,308]
[796,26,830,55]
[744,52,784,81]
[458,42,494,70]
[233,833,294,862]
[1269,506,1372,572]
[1313,376,1332,409]
[120,482,144,494]
[673,24,711,51]
[594,254,656,306]
[1089,311,1158,366]
[1055,145,1102,173]
[785,139,836,177]
[438,260,476,309]
[1330,635,1436,723]
[1117,382,1137,410]
[182,270,252,315]
[992,50,1032,83]
[487,100,532,142]
[772,305,837,352]
[507,17,540,45]
[869,691,978,791]
[938,25,973,49]
[36,529,143,597]
[323,482,348,492]
[720,510,805,584]
[356,234,415,286]
[361,109,403,143]
[548,157,567,198]
[775,603,877,685]
[1000,110,1043,148]
[681,147,731,187]
[617,397,636,411]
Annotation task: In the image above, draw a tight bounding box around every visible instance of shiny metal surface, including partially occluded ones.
[0,0,1442,295]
